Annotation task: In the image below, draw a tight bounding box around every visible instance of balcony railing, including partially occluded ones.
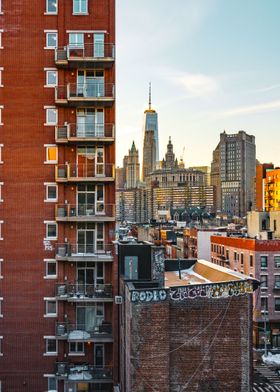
[56,204,115,222]
[55,243,114,261]
[55,43,115,63]
[56,321,113,342]
[56,283,113,301]
[55,123,115,142]
[55,362,113,382]
[55,163,115,182]
[55,84,115,105]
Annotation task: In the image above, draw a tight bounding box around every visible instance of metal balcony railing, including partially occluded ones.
[55,123,115,141]
[55,43,115,62]
[55,204,115,220]
[56,283,113,300]
[55,362,113,381]
[55,84,115,101]
[55,243,114,259]
[56,321,113,341]
[55,163,115,181]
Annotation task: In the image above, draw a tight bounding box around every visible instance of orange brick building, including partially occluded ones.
[0,1,116,391]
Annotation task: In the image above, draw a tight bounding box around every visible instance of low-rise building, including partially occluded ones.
[117,243,257,392]
[211,234,280,348]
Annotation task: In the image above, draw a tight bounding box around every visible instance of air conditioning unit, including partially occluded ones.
[115,296,123,304]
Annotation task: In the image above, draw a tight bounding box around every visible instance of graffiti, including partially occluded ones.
[131,289,168,302]
[131,281,253,303]
[43,240,53,251]
[152,248,165,285]
[169,280,253,301]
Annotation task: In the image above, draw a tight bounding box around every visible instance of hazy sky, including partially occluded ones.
[116,0,280,168]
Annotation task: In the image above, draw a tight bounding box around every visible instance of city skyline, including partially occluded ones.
[116,0,280,167]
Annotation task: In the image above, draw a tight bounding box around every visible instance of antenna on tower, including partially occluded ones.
[149,82,152,110]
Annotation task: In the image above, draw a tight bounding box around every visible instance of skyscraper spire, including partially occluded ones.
[149,82,151,110]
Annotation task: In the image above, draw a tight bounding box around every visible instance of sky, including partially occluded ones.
[116,0,280,168]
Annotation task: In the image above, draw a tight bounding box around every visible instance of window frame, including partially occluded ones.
[44,337,58,355]
[45,221,58,240]
[0,182,3,202]
[69,341,85,355]
[45,31,58,49]
[0,67,3,87]
[45,69,58,87]
[44,259,57,279]
[47,375,57,392]
[275,297,280,312]
[44,183,58,202]
[45,0,58,14]
[0,221,3,240]
[44,145,58,164]
[73,0,88,15]
[275,255,280,269]
[45,107,57,125]
[0,30,3,48]
[0,336,3,356]
[0,107,3,126]
[44,298,57,317]
[0,298,3,317]
[260,255,268,270]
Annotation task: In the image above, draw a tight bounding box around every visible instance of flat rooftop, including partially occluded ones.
[165,259,248,287]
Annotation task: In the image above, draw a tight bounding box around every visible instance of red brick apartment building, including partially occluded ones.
[0,1,116,391]
[211,235,280,349]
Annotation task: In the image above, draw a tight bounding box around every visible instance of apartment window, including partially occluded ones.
[45,338,57,355]
[0,107,3,125]
[234,251,237,261]
[45,222,57,240]
[240,253,244,266]
[275,256,280,269]
[45,70,57,87]
[0,337,3,356]
[0,182,3,202]
[45,146,57,164]
[275,275,280,289]
[260,256,268,269]
[260,275,268,288]
[0,221,3,240]
[45,299,57,316]
[45,183,57,202]
[45,260,57,279]
[47,376,57,392]
[73,0,88,14]
[250,255,254,267]
[46,0,58,14]
[0,0,2,14]
[275,298,280,312]
[0,298,3,317]
[0,259,3,279]
[0,68,3,87]
[69,33,84,47]
[0,30,3,48]
[45,32,57,48]
[45,108,57,125]
[69,342,84,354]
[261,297,268,313]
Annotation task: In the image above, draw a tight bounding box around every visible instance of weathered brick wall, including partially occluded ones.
[124,293,252,392]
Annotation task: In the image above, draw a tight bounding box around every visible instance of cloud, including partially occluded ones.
[253,83,280,93]
[171,72,220,97]
[219,100,280,117]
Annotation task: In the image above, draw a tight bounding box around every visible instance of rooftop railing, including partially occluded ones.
[55,204,115,220]
[55,243,114,260]
[55,362,113,381]
[55,163,115,181]
[55,123,115,141]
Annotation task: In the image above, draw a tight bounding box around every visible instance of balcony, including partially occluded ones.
[55,43,115,68]
[55,83,115,107]
[55,164,115,183]
[55,243,114,262]
[56,204,115,222]
[55,123,115,144]
[55,362,113,383]
[56,322,113,342]
[56,283,113,302]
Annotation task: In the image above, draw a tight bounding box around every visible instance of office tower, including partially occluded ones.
[210,143,221,212]
[0,1,116,391]
[125,141,140,189]
[211,131,256,217]
[142,130,156,181]
[142,84,159,174]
